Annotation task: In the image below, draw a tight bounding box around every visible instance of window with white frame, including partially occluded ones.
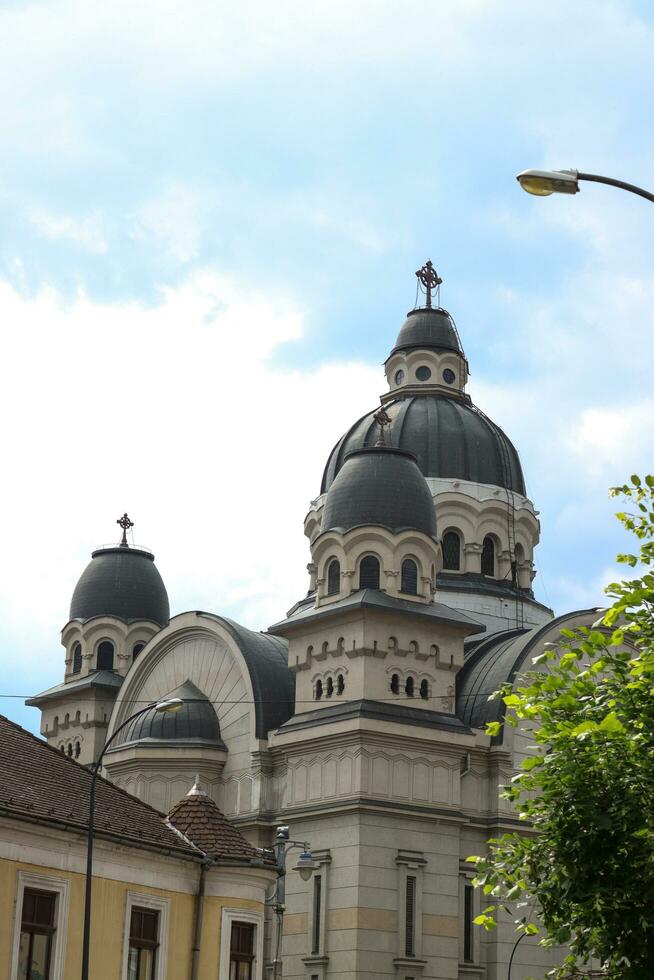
[394,850,427,973]
[302,848,331,970]
[11,872,69,980]
[121,893,169,980]
[459,867,479,965]
[219,908,264,980]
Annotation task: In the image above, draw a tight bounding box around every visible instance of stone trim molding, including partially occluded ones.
[10,870,70,980]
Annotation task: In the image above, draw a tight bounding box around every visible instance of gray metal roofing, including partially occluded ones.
[455,609,599,742]
[109,680,226,750]
[197,614,295,739]
[388,308,463,358]
[26,670,123,706]
[69,546,170,627]
[321,393,526,495]
[276,698,472,736]
[269,588,485,635]
[322,446,438,539]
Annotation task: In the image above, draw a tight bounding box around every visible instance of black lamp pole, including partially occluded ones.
[507,930,528,980]
[80,702,165,980]
[576,172,654,204]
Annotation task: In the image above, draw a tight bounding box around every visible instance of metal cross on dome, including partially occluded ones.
[415,260,442,308]
[117,512,134,547]
[373,405,393,446]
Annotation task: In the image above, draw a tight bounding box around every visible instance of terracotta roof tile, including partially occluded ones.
[168,791,272,864]
[0,714,197,857]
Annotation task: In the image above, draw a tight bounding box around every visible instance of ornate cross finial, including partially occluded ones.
[415,259,442,309]
[373,405,393,446]
[117,512,134,547]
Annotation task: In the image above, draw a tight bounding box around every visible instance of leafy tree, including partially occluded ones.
[468,476,654,980]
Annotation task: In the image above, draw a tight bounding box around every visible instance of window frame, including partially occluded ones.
[96,639,115,671]
[121,892,169,980]
[219,908,264,980]
[10,872,70,980]
[399,558,419,596]
[442,529,462,572]
[358,554,381,590]
[481,535,496,577]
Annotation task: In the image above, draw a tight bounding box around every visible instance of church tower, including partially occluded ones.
[309,262,550,635]
[268,441,485,980]
[27,514,170,765]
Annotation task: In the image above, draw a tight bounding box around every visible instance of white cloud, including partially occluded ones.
[28,207,108,253]
[566,401,654,476]
[0,271,380,665]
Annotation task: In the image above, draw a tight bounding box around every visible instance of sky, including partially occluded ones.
[1,0,653,734]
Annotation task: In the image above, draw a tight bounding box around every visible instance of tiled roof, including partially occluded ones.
[0,714,197,857]
[168,789,271,864]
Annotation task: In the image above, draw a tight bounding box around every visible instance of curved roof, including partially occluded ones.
[198,614,295,738]
[109,680,226,750]
[69,546,170,627]
[321,446,438,539]
[388,307,463,358]
[456,609,600,742]
[321,394,525,495]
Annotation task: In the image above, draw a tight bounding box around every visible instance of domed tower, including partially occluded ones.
[27,514,170,765]
[272,441,482,717]
[307,261,552,635]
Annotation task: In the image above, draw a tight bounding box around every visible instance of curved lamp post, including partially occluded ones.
[80,697,185,980]
[268,825,316,980]
[516,169,654,204]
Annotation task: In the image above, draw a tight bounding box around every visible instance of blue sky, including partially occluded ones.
[1,0,653,733]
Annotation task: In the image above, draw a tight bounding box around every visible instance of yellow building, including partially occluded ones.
[0,713,277,980]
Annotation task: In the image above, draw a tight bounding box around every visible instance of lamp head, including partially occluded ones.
[275,825,290,842]
[154,697,184,713]
[294,850,317,882]
[516,169,579,196]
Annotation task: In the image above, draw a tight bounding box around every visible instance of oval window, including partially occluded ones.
[443,368,456,384]
[394,369,405,385]
[416,365,432,381]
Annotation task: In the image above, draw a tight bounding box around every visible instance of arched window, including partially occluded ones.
[481,536,495,577]
[442,531,461,571]
[359,555,380,590]
[315,680,323,700]
[97,640,115,670]
[405,676,415,698]
[132,642,145,662]
[64,713,69,726]
[337,674,345,695]
[326,677,334,698]
[420,679,429,700]
[74,741,81,758]
[390,674,400,695]
[400,559,418,595]
[66,743,73,757]
[327,559,341,596]
[72,642,82,674]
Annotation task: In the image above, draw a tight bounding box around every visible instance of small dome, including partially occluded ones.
[321,446,437,539]
[69,545,170,627]
[388,307,462,359]
[109,681,225,749]
[322,394,525,495]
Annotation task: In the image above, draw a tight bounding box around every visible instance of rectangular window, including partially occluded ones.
[230,922,255,980]
[128,907,159,980]
[311,875,322,955]
[464,883,473,963]
[405,875,416,957]
[18,888,56,980]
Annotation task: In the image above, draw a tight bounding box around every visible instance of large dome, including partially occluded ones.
[322,446,438,538]
[321,394,525,495]
[69,545,170,627]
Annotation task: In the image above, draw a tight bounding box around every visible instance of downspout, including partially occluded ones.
[191,860,211,980]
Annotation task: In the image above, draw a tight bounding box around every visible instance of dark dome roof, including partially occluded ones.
[69,545,170,627]
[322,446,437,538]
[109,680,225,750]
[388,307,463,359]
[321,394,525,495]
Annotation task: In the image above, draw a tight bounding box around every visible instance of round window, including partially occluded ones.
[415,365,432,382]
[443,368,456,384]
[394,369,405,385]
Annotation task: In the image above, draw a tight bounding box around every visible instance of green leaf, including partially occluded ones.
[599,711,625,734]
[485,721,501,737]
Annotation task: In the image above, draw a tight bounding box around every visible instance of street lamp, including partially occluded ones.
[269,825,316,979]
[516,168,654,204]
[80,697,185,980]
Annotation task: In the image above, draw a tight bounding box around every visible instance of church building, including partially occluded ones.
[28,263,597,980]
